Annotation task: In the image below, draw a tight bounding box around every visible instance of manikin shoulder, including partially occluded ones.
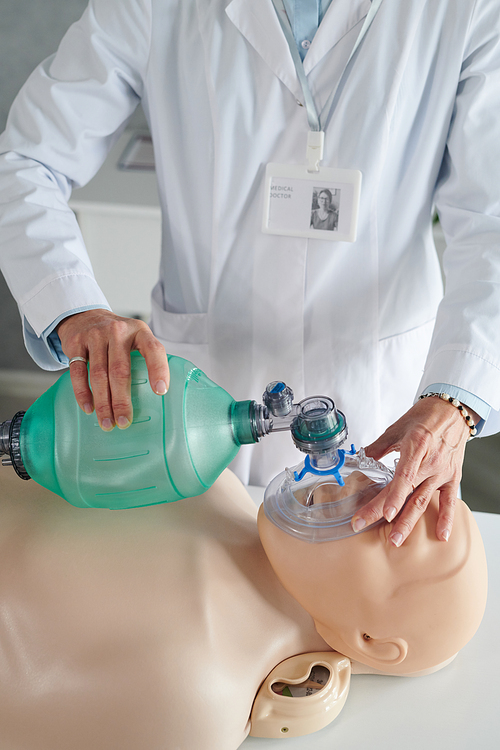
[0,469,316,750]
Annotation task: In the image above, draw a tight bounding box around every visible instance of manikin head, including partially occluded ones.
[258,493,488,675]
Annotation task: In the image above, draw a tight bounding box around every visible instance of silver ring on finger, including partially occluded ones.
[68,356,88,366]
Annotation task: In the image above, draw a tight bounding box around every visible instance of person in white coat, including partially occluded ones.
[1,0,499,546]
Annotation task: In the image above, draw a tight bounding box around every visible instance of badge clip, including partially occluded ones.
[306,131,324,173]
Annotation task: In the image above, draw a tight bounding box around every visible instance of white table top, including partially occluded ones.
[244,491,500,750]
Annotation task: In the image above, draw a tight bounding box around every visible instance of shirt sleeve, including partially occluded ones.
[0,0,152,370]
[418,0,500,438]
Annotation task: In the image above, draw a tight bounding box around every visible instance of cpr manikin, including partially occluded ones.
[0,454,487,750]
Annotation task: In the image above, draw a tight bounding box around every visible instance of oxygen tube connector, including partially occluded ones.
[261,380,302,432]
[232,381,300,445]
[231,400,271,444]
[0,412,30,480]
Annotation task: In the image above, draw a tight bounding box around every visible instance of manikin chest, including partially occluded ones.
[0,471,323,750]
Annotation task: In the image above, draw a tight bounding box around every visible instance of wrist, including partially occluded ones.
[56,308,110,333]
[418,392,478,440]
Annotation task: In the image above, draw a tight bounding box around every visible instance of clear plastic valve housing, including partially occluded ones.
[291,396,347,454]
[263,381,294,417]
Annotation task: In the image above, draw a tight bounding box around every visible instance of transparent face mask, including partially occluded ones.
[263,396,394,543]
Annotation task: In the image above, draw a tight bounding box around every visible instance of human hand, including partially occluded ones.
[57,309,169,431]
[350,396,478,547]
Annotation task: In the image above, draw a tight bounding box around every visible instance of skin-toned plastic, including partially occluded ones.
[258,485,488,675]
[249,652,351,738]
[0,468,487,749]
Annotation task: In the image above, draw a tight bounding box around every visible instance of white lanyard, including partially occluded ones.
[271,0,385,170]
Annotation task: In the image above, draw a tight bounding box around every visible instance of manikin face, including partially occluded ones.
[258,494,487,675]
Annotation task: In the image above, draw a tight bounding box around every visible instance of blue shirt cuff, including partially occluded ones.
[43,306,111,366]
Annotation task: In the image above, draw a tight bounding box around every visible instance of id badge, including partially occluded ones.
[262,163,361,243]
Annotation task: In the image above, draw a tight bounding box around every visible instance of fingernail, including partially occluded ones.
[442,529,450,542]
[117,416,131,429]
[385,506,397,523]
[101,418,114,431]
[155,380,168,395]
[83,403,93,415]
[390,532,404,547]
[352,518,366,533]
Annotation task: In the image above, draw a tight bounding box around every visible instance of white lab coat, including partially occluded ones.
[1,0,500,486]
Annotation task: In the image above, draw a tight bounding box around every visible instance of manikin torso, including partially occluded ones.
[0,464,487,749]
[0,469,328,750]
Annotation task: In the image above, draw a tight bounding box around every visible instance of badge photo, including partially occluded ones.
[262,163,362,243]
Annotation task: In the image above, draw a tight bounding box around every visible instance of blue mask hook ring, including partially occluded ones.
[293,444,356,485]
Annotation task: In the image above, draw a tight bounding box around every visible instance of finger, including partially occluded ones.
[351,483,390,533]
[134,327,170,395]
[379,421,435,514]
[68,356,94,415]
[387,478,437,547]
[435,482,458,542]
[364,429,399,462]
[352,430,431,534]
[107,341,134,430]
[352,461,420,533]
[87,345,114,431]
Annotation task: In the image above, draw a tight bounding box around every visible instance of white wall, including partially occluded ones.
[0,0,89,370]
[0,0,89,133]
[0,0,148,371]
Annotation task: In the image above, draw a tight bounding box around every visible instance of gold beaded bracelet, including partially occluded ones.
[418,392,477,440]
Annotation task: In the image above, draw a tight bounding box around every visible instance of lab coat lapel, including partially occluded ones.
[303,0,372,75]
[225,0,303,102]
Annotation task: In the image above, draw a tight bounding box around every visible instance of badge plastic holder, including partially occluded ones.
[262,161,362,243]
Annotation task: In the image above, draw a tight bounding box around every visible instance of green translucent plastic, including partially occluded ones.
[20,352,255,509]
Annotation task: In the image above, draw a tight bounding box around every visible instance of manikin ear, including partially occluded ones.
[315,622,408,668]
[351,632,409,667]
